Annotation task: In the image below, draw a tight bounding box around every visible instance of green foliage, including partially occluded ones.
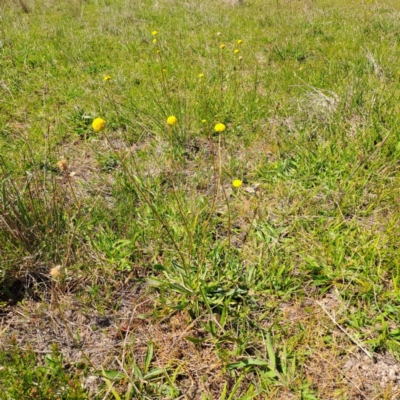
[0,346,87,400]
[1,0,400,398]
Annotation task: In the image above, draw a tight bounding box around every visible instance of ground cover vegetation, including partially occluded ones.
[1,0,400,398]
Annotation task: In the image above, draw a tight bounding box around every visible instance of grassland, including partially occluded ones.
[1,0,400,398]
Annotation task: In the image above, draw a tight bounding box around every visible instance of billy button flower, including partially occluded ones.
[103,75,111,81]
[234,49,239,54]
[220,43,225,49]
[152,30,158,36]
[232,179,243,188]
[152,38,157,44]
[237,39,243,44]
[92,117,106,132]
[167,116,178,126]
[214,123,226,132]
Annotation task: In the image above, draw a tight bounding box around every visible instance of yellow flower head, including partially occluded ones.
[232,179,243,188]
[220,43,225,49]
[167,115,178,126]
[214,123,226,132]
[202,119,207,123]
[103,75,112,81]
[152,30,158,36]
[92,117,106,133]
[198,73,204,78]
[162,68,167,73]
[152,38,157,44]
[234,49,239,54]
[237,39,243,45]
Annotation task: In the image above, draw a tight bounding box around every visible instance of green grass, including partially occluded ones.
[1,0,400,398]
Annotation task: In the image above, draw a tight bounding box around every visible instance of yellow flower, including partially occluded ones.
[220,43,225,49]
[237,39,243,44]
[167,115,178,126]
[103,75,112,81]
[202,119,207,123]
[198,73,204,78]
[92,117,106,132]
[162,68,167,73]
[234,49,239,54]
[152,38,157,44]
[152,30,158,36]
[232,179,243,188]
[214,123,226,132]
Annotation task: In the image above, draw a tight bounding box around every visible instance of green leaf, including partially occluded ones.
[227,358,269,370]
[266,333,276,369]
[185,336,206,344]
[144,341,153,374]
[100,369,125,381]
[143,368,165,380]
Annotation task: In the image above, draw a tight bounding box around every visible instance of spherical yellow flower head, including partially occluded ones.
[232,179,243,188]
[152,38,157,44]
[167,115,178,126]
[103,75,111,81]
[198,73,204,78]
[162,68,167,73]
[220,43,225,50]
[202,119,207,124]
[92,117,106,132]
[234,49,239,54]
[237,39,243,45]
[152,30,158,36]
[214,123,226,132]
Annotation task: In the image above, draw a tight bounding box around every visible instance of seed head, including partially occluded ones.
[56,159,69,172]
[50,265,63,279]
